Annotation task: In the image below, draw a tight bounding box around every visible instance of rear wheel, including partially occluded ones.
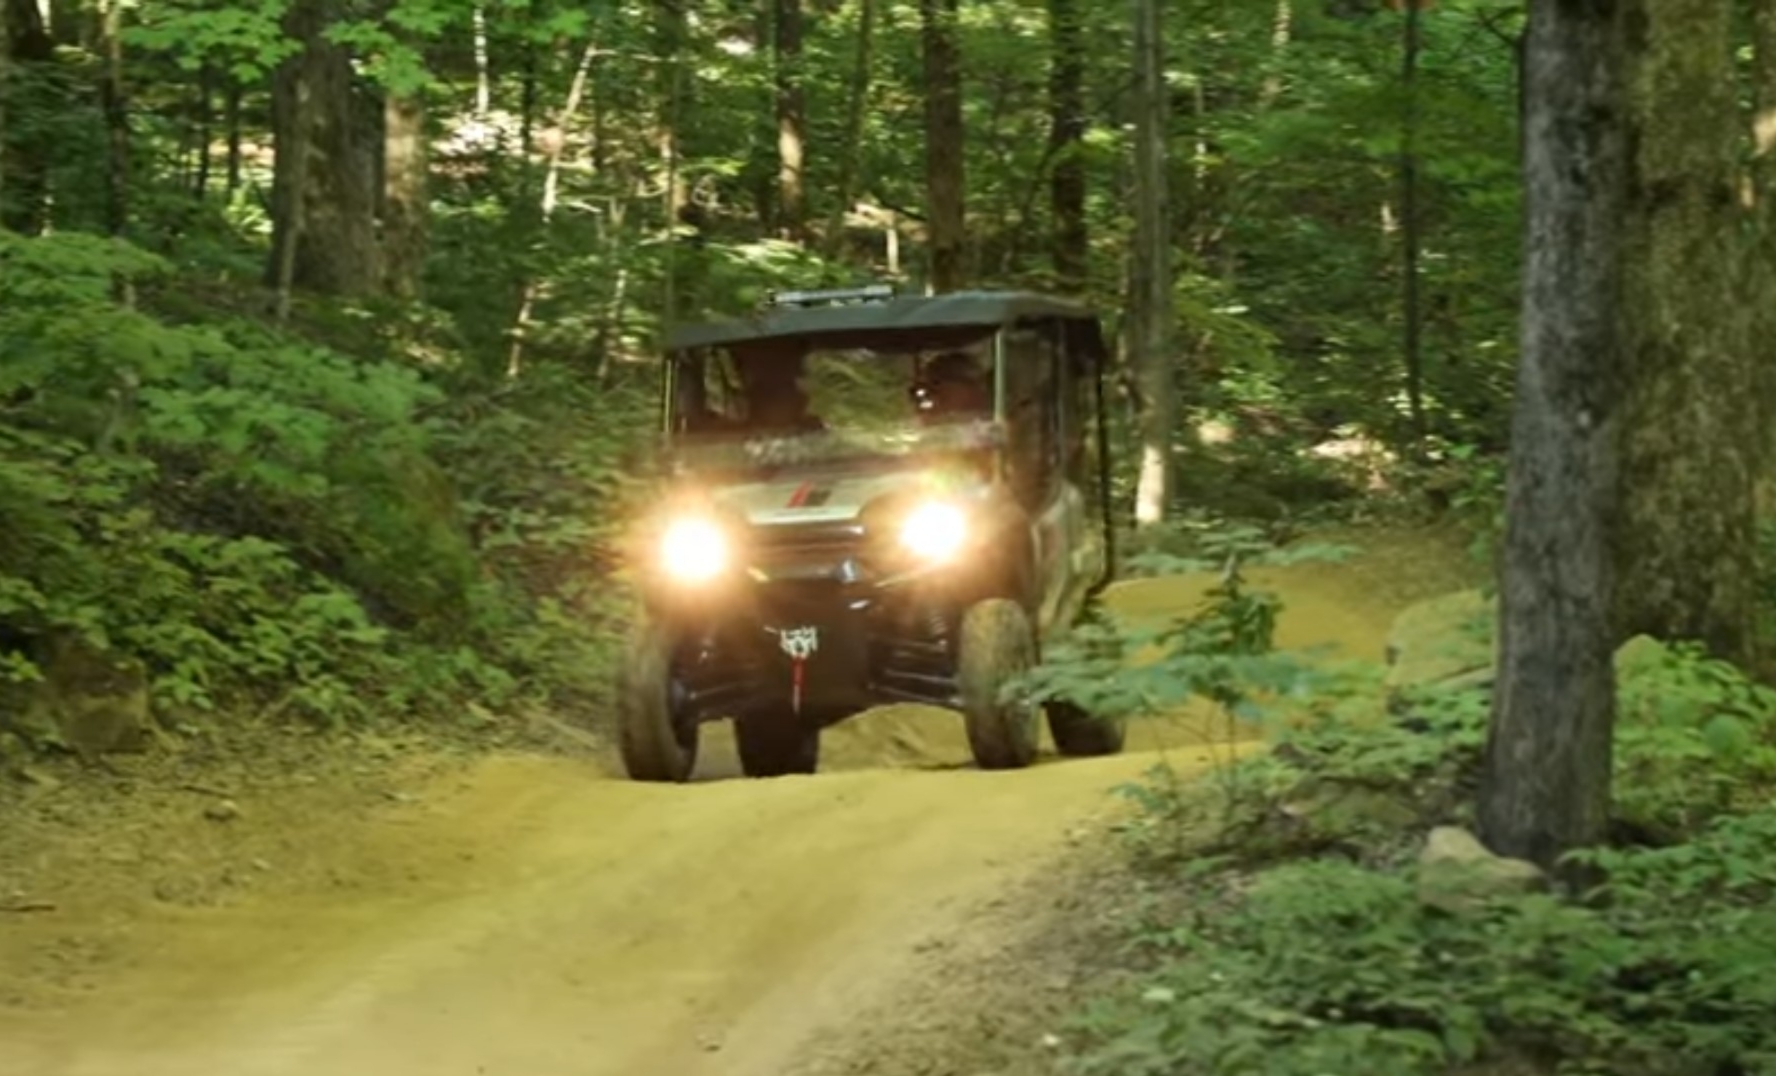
[958,598,1041,770]
[616,619,699,782]
[734,712,820,777]
[1045,700,1126,757]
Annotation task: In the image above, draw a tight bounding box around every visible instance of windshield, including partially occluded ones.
[664,334,1000,471]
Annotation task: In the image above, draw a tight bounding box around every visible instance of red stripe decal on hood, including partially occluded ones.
[786,481,814,508]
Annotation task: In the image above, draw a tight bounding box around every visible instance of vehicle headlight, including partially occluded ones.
[660,517,728,582]
[899,501,968,561]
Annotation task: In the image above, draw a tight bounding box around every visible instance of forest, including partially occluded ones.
[0,0,1531,748]
[6,0,1776,1073]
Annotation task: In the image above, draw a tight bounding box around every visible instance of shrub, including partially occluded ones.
[1,230,645,737]
[1055,562,1776,1076]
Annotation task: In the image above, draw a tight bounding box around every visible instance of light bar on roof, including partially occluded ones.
[767,284,896,308]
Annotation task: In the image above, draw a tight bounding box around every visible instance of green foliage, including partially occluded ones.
[11,0,1531,449]
[1070,830,1776,1076]
[0,0,1538,773]
[1067,620,1776,1076]
[1257,633,1776,850]
[1022,519,1352,726]
[0,231,641,737]
[1613,640,1776,840]
[126,0,297,82]
[429,364,654,710]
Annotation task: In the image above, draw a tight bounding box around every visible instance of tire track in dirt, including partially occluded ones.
[0,524,1475,1076]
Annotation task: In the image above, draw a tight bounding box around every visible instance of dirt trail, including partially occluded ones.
[0,525,1474,1076]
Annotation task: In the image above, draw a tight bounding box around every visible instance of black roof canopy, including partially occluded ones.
[663,290,1102,351]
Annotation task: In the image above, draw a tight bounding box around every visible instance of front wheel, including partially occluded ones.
[734,712,820,778]
[616,619,699,782]
[958,598,1041,770]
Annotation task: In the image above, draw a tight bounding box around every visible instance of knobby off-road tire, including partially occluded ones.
[617,620,699,783]
[1045,700,1127,757]
[958,598,1041,770]
[734,713,820,778]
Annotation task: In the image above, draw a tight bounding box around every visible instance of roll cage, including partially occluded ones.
[655,288,1117,582]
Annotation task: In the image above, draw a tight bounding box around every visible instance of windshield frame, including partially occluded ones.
[655,328,1006,484]
[659,327,1006,436]
[657,417,1006,483]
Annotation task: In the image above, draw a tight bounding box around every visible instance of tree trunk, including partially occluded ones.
[1258,0,1292,110]
[472,3,491,119]
[194,65,213,200]
[1400,0,1426,452]
[267,0,380,297]
[1615,0,1757,668]
[656,0,700,324]
[1751,0,1776,515]
[2,0,54,234]
[1477,0,1629,874]
[920,0,965,292]
[225,79,243,193]
[823,0,874,260]
[507,40,598,378]
[585,37,603,174]
[1048,0,1087,290]
[1129,0,1174,528]
[274,75,309,325]
[522,29,538,163]
[774,0,806,242]
[656,0,690,229]
[97,0,128,240]
[1,0,11,223]
[594,198,630,381]
[381,89,427,301]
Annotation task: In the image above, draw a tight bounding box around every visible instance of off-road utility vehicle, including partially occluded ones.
[616,285,1124,780]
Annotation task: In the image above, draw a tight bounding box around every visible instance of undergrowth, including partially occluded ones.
[1032,521,1776,1076]
[1,231,646,746]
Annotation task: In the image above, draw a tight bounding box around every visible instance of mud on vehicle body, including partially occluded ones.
[618,285,1125,781]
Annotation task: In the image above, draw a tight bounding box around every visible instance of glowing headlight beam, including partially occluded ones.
[660,517,728,583]
[899,502,968,561]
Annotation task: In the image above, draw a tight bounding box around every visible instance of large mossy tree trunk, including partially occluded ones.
[1477,0,1630,874]
[267,0,381,298]
[1614,0,1758,669]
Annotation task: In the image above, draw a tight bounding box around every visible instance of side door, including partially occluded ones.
[1000,323,1077,636]
[1061,319,1107,605]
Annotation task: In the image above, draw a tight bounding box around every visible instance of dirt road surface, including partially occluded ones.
[0,526,1472,1076]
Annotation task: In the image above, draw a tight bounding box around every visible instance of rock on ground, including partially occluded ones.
[1416,825,1545,913]
[1384,588,1496,703]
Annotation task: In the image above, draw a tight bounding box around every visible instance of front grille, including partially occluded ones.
[747,519,873,580]
[750,519,865,554]
[755,579,850,626]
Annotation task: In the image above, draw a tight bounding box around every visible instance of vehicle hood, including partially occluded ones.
[709,467,939,526]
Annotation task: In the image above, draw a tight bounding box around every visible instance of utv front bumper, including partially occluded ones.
[645,519,977,724]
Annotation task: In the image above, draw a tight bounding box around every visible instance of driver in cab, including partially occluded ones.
[739,341,826,434]
[912,350,990,423]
